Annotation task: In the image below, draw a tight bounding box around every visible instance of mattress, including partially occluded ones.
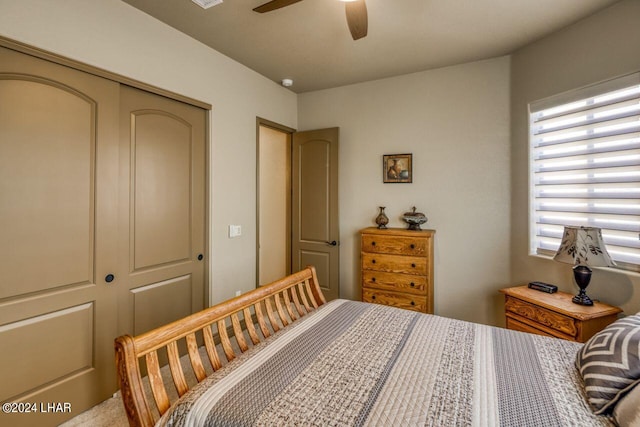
[157,299,613,426]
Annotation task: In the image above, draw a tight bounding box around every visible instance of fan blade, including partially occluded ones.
[253,0,303,13]
[345,0,368,40]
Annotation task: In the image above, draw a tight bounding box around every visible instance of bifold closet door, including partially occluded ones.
[0,47,120,427]
[117,85,206,337]
[0,45,207,426]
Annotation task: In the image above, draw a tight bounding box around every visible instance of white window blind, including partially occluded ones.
[529,73,640,271]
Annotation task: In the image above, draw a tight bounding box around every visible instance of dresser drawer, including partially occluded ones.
[361,234,428,256]
[362,289,427,313]
[361,252,427,275]
[505,296,578,337]
[362,270,427,295]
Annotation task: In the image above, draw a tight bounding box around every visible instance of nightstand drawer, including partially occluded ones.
[362,234,428,256]
[362,271,427,295]
[505,295,577,337]
[361,252,427,275]
[505,317,555,338]
[362,289,427,313]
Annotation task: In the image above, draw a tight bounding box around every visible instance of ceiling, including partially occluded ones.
[121,0,620,93]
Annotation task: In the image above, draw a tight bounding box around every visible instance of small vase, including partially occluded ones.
[375,206,389,229]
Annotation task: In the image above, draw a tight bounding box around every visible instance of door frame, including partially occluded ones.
[256,117,296,287]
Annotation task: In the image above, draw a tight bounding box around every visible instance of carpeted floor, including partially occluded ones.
[59,344,223,426]
[59,392,128,427]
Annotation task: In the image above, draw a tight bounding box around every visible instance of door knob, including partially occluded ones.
[325,240,338,246]
[198,254,204,261]
[105,274,115,283]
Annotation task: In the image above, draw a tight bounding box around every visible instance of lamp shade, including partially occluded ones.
[553,226,616,267]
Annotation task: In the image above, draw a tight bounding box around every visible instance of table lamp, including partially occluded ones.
[553,226,616,306]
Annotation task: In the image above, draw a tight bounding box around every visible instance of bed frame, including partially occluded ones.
[114,266,327,427]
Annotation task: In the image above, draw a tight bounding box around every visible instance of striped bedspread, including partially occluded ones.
[157,300,613,427]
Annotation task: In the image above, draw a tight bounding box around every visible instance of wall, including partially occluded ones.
[298,57,512,325]
[0,0,298,304]
[511,0,640,315]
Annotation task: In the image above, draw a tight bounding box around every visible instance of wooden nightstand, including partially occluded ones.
[499,286,622,343]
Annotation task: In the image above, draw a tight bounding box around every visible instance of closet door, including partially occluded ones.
[0,47,119,426]
[118,86,206,337]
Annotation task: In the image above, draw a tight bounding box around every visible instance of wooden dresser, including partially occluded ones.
[499,286,622,343]
[360,227,435,313]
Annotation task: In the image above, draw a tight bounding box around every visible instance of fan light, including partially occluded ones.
[191,0,223,9]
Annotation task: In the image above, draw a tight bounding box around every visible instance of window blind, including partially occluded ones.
[529,74,640,271]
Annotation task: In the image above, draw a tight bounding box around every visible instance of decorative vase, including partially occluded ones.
[375,206,389,229]
[402,206,427,230]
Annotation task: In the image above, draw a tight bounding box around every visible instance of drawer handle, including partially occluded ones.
[411,263,416,268]
[371,241,376,246]
[372,277,376,282]
[411,301,415,306]
[372,295,376,300]
[372,259,376,264]
[410,244,415,249]
[410,282,415,287]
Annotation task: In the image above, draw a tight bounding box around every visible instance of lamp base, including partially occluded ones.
[572,265,593,306]
[572,292,593,306]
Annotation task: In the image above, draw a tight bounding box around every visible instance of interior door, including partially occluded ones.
[291,128,340,300]
[118,85,207,337]
[0,47,119,426]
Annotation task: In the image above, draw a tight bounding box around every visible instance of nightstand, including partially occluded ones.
[499,286,622,343]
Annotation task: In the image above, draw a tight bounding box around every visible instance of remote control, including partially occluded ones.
[528,281,558,293]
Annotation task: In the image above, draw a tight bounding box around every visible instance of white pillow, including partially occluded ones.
[612,384,640,427]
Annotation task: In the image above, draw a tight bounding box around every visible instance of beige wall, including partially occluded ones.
[0,0,298,304]
[298,57,512,325]
[511,0,640,316]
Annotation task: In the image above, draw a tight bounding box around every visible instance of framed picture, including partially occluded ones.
[383,153,412,183]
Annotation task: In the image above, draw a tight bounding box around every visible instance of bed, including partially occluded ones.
[115,266,640,427]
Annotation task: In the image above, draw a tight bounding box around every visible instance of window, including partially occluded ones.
[529,73,640,271]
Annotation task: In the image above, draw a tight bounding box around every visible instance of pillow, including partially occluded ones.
[575,314,640,414]
[612,383,640,427]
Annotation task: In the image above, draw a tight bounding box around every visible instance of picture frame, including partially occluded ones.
[383,153,412,183]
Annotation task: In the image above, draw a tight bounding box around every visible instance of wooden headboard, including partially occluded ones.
[114,266,327,427]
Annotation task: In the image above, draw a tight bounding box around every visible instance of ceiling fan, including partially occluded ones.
[253,0,368,40]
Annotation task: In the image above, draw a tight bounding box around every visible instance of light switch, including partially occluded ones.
[229,225,242,238]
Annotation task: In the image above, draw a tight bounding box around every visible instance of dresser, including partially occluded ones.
[499,286,622,343]
[360,227,435,313]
